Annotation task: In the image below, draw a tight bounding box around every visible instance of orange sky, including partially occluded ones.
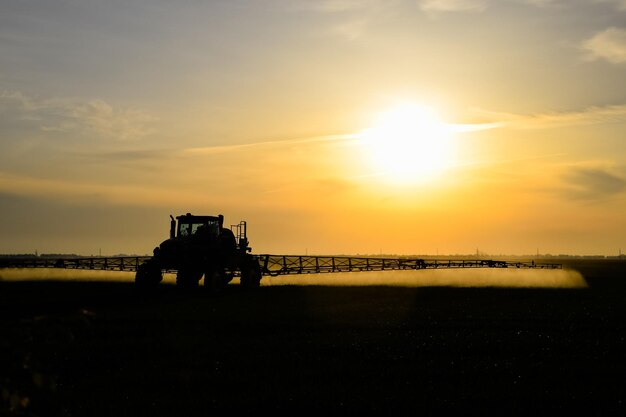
[1,1,625,256]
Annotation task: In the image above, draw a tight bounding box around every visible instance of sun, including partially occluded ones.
[359,104,454,183]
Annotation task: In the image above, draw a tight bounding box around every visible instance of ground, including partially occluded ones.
[1,260,625,416]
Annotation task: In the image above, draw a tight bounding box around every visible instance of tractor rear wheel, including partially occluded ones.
[204,269,221,291]
[240,260,262,289]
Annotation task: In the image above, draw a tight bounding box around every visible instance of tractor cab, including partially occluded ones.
[172,213,222,240]
[169,213,251,253]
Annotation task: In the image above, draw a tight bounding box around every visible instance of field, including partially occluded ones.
[1,260,625,416]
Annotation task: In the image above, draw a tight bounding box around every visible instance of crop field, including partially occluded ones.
[1,260,625,416]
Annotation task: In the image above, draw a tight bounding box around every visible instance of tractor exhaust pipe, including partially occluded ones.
[169,215,176,239]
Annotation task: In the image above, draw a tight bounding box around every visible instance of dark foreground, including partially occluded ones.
[1,260,626,416]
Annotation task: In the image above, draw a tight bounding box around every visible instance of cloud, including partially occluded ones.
[302,0,571,34]
[594,0,626,11]
[582,27,626,64]
[0,91,156,141]
[184,133,358,155]
[52,100,156,141]
[296,0,393,40]
[301,0,371,12]
[417,0,488,13]
[561,165,626,200]
[332,18,370,40]
[417,0,608,14]
[0,170,228,208]
[522,0,564,6]
[416,0,562,14]
[473,104,626,129]
[73,149,171,163]
[0,91,36,111]
[297,0,390,13]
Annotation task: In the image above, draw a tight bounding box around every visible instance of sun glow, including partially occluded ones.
[360,104,454,183]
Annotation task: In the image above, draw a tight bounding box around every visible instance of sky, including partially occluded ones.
[1,0,626,256]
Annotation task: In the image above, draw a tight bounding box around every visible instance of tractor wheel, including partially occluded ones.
[240,260,262,289]
[176,268,202,289]
[135,261,163,290]
[204,268,229,291]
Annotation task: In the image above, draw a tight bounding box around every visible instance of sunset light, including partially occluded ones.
[360,104,453,183]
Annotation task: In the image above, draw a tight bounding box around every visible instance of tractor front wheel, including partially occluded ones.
[204,267,231,291]
[135,260,163,290]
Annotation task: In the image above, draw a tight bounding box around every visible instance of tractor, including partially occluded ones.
[135,213,262,289]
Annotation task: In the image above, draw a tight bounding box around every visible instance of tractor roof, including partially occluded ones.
[176,213,222,222]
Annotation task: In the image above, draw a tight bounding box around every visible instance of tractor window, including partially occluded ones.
[179,223,191,237]
[207,220,219,236]
[178,219,220,238]
[190,223,205,235]
[191,222,219,237]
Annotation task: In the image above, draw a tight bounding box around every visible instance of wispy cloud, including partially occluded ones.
[594,0,626,11]
[298,0,613,14]
[332,18,370,40]
[183,121,501,157]
[48,100,156,141]
[447,122,504,132]
[561,164,626,200]
[0,171,180,207]
[296,0,391,13]
[299,0,373,12]
[523,0,560,6]
[293,0,395,40]
[473,104,626,129]
[184,133,359,155]
[416,0,563,14]
[0,91,156,141]
[582,27,626,64]
[417,0,488,13]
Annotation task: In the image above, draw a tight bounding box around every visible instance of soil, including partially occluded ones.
[1,259,625,416]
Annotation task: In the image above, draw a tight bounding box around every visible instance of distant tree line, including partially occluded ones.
[0,253,81,258]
